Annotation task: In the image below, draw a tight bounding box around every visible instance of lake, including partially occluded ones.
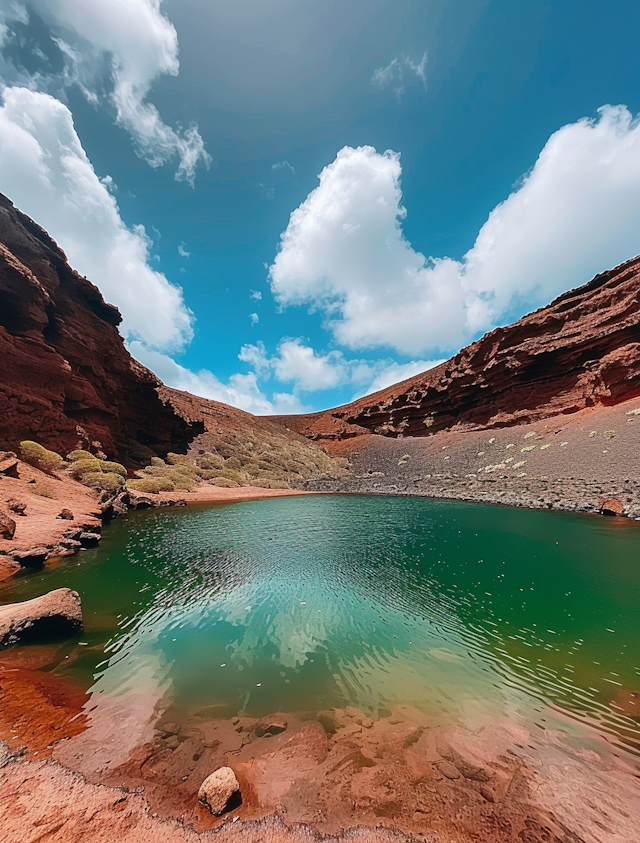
[2,494,640,760]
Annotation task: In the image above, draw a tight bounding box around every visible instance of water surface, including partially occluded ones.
[2,495,640,757]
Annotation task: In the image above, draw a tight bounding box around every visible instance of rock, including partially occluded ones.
[255,713,288,737]
[158,722,181,736]
[56,508,74,520]
[0,587,82,647]
[599,497,624,516]
[197,766,240,815]
[79,532,101,548]
[0,511,16,539]
[480,786,496,802]
[11,546,48,567]
[436,760,461,780]
[0,453,19,477]
[6,499,26,516]
[0,193,201,461]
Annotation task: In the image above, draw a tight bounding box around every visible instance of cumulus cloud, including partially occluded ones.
[239,339,347,392]
[178,242,190,258]
[250,289,262,301]
[0,0,209,184]
[238,338,435,397]
[270,107,640,356]
[372,52,428,99]
[129,342,308,415]
[249,312,259,326]
[0,86,193,351]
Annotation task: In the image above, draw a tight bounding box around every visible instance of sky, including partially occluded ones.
[1,1,640,414]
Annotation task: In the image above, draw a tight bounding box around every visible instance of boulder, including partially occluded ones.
[0,453,19,478]
[6,499,26,516]
[56,508,74,520]
[599,497,624,516]
[197,766,240,815]
[0,587,82,647]
[0,511,16,540]
[255,713,288,737]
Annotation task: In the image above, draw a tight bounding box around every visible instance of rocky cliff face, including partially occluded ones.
[277,256,640,441]
[0,193,201,460]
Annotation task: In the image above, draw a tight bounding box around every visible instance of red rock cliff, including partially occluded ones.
[0,193,201,460]
[275,256,640,440]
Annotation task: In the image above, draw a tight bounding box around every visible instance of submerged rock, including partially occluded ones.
[197,766,240,815]
[255,713,288,737]
[0,587,82,647]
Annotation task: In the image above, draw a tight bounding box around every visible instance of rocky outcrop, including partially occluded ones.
[277,256,640,441]
[0,587,82,647]
[0,193,202,461]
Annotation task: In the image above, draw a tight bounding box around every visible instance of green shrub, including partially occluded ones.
[67,457,102,480]
[127,477,174,494]
[102,460,127,477]
[166,452,191,465]
[150,457,166,468]
[20,441,64,474]
[196,453,224,470]
[82,471,125,493]
[66,449,95,462]
[210,477,240,488]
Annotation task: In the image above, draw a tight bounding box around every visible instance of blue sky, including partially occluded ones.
[1,1,640,413]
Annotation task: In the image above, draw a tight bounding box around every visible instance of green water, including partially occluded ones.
[2,495,640,755]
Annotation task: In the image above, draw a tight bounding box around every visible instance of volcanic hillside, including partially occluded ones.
[274,256,640,443]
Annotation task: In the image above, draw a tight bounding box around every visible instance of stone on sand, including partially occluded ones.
[197,766,240,815]
[0,510,16,539]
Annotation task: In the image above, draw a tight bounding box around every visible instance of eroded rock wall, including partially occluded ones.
[277,256,640,440]
[0,193,201,460]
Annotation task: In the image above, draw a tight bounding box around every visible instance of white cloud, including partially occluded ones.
[0,0,209,184]
[372,52,428,99]
[129,342,308,415]
[361,359,444,396]
[249,312,259,325]
[270,107,640,356]
[240,339,347,392]
[272,160,296,176]
[0,86,193,351]
[250,289,262,301]
[178,241,190,258]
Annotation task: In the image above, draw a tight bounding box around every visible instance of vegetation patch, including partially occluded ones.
[20,441,64,474]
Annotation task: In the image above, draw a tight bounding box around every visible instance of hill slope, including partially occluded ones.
[275,256,640,442]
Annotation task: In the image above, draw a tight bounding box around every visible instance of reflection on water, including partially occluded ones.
[2,495,640,756]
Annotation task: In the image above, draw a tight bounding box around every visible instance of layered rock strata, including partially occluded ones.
[0,193,202,461]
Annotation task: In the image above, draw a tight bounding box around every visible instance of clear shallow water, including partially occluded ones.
[2,495,640,755]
